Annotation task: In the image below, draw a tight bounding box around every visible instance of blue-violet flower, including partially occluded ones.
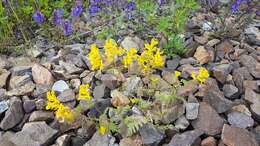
[32,10,44,24]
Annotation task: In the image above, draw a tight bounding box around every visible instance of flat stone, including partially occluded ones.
[223,84,239,99]
[185,102,199,120]
[0,97,24,130]
[0,71,10,88]
[29,111,54,122]
[83,132,116,146]
[177,80,199,97]
[207,39,220,47]
[101,74,120,90]
[192,102,224,135]
[119,135,143,146]
[194,35,208,45]
[233,67,253,93]
[9,75,32,89]
[82,72,95,84]
[216,41,233,59]
[165,129,203,146]
[240,55,260,78]
[60,61,83,75]
[221,124,258,146]
[58,89,75,103]
[194,46,211,64]
[243,80,259,92]
[111,90,130,107]
[232,104,252,117]
[212,64,232,84]
[162,70,178,85]
[250,103,260,122]
[122,76,142,96]
[0,100,9,114]
[179,57,197,65]
[166,56,181,70]
[139,123,165,146]
[54,134,71,146]
[93,84,106,99]
[9,121,58,146]
[23,100,36,113]
[244,89,260,104]
[121,36,144,51]
[11,66,31,76]
[52,80,69,93]
[201,137,217,146]
[175,116,189,130]
[227,112,254,128]
[5,81,35,96]
[32,64,54,85]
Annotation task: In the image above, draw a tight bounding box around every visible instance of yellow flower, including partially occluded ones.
[191,67,209,84]
[152,49,164,68]
[89,44,103,70]
[104,39,125,64]
[145,38,158,51]
[123,48,138,68]
[174,71,181,78]
[78,84,91,101]
[98,125,107,135]
[46,90,74,123]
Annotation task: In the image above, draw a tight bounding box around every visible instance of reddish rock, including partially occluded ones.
[221,124,258,146]
[32,64,54,85]
[194,46,211,64]
[201,137,217,146]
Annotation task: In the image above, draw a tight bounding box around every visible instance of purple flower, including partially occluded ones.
[2,0,8,5]
[125,1,136,11]
[62,20,73,36]
[53,9,64,26]
[70,5,83,17]
[103,0,112,6]
[231,0,249,13]
[32,10,44,24]
[158,0,166,5]
[89,4,101,15]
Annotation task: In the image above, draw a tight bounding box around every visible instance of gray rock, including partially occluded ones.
[33,84,51,98]
[11,66,31,76]
[93,84,106,99]
[101,74,120,90]
[192,102,224,135]
[84,132,116,146]
[0,88,6,100]
[253,126,260,144]
[70,78,81,91]
[87,99,111,118]
[82,72,95,84]
[71,136,87,146]
[244,89,260,104]
[121,36,144,51]
[175,116,189,130]
[32,64,54,85]
[239,55,260,78]
[0,100,9,114]
[0,97,24,130]
[223,84,239,99]
[139,123,165,146]
[0,71,10,88]
[9,122,58,146]
[5,81,35,96]
[23,100,36,113]
[165,129,203,146]
[58,89,75,102]
[54,134,71,146]
[204,90,233,113]
[122,76,142,96]
[221,124,258,146]
[0,56,12,69]
[185,102,199,120]
[9,75,32,89]
[233,67,253,93]
[166,56,181,70]
[212,64,232,84]
[179,57,197,65]
[250,103,260,122]
[29,111,54,122]
[52,80,69,92]
[60,61,83,75]
[162,70,178,85]
[228,112,254,128]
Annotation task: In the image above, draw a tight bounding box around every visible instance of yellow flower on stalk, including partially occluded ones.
[46,90,74,123]
[123,48,138,68]
[98,125,107,135]
[191,67,209,84]
[152,49,164,68]
[174,71,181,78]
[104,39,125,64]
[144,38,158,51]
[89,44,103,70]
[78,84,91,101]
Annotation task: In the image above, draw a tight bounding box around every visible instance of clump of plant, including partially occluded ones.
[199,0,257,39]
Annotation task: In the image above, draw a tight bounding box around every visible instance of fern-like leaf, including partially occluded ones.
[124,115,148,137]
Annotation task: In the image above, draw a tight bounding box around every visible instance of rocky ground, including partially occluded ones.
[0,11,259,146]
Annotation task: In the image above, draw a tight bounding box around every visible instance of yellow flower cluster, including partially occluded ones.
[104,39,125,64]
[174,71,181,78]
[78,84,91,101]
[191,67,209,84]
[138,38,164,73]
[98,125,107,135]
[46,91,74,123]
[123,48,138,68]
[88,44,104,70]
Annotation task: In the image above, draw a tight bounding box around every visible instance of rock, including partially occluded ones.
[204,89,233,113]
[0,100,9,114]
[119,135,143,146]
[32,64,54,85]
[52,80,69,92]
[244,89,260,104]
[227,112,254,128]
[194,35,208,45]
[0,71,10,88]
[84,132,116,146]
[101,74,120,90]
[0,97,24,130]
[212,64,232,84]
[93,84,106,99]
[58,89,75,103]
[33,84,51,98]
[253,126,260,144]
[201,137,217,146]
[179,57,197,65]
[223,84,239,99]
[177,80,199,97]
[202,21,213,31]
[121,36,143,51]
[60,61,83,75]
[192,102,224,135]
[5,81,35,96]
[87,99,111,118]
[54,134,71,146]
[0,88,6,100]
[233,67,253,93]
[221,124,258,146]
[250,103,260,122]
[9,122,58,146]
[0,56,12,69]
[216,41,233,59]
[239,55,260,78]
[165,129,203,146]
[111,90,130,107]
[0,139,16,146]
[243,80,259,92]
[207,39,220,47]
[232,104,252,117]
[11,66,31,76]
[175,116,189,130]
[162,70,178,85]
[70,78,81,91]
[71,136,87,146]
[9,75,32,89]
[23,100,36,113]
[29,111,54,122]
[166,56,181,70]
[122,76,142,96]
[194,46,210,64]
[82,72,95,84]
[185,102,199,120]
[139,123,165,146]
